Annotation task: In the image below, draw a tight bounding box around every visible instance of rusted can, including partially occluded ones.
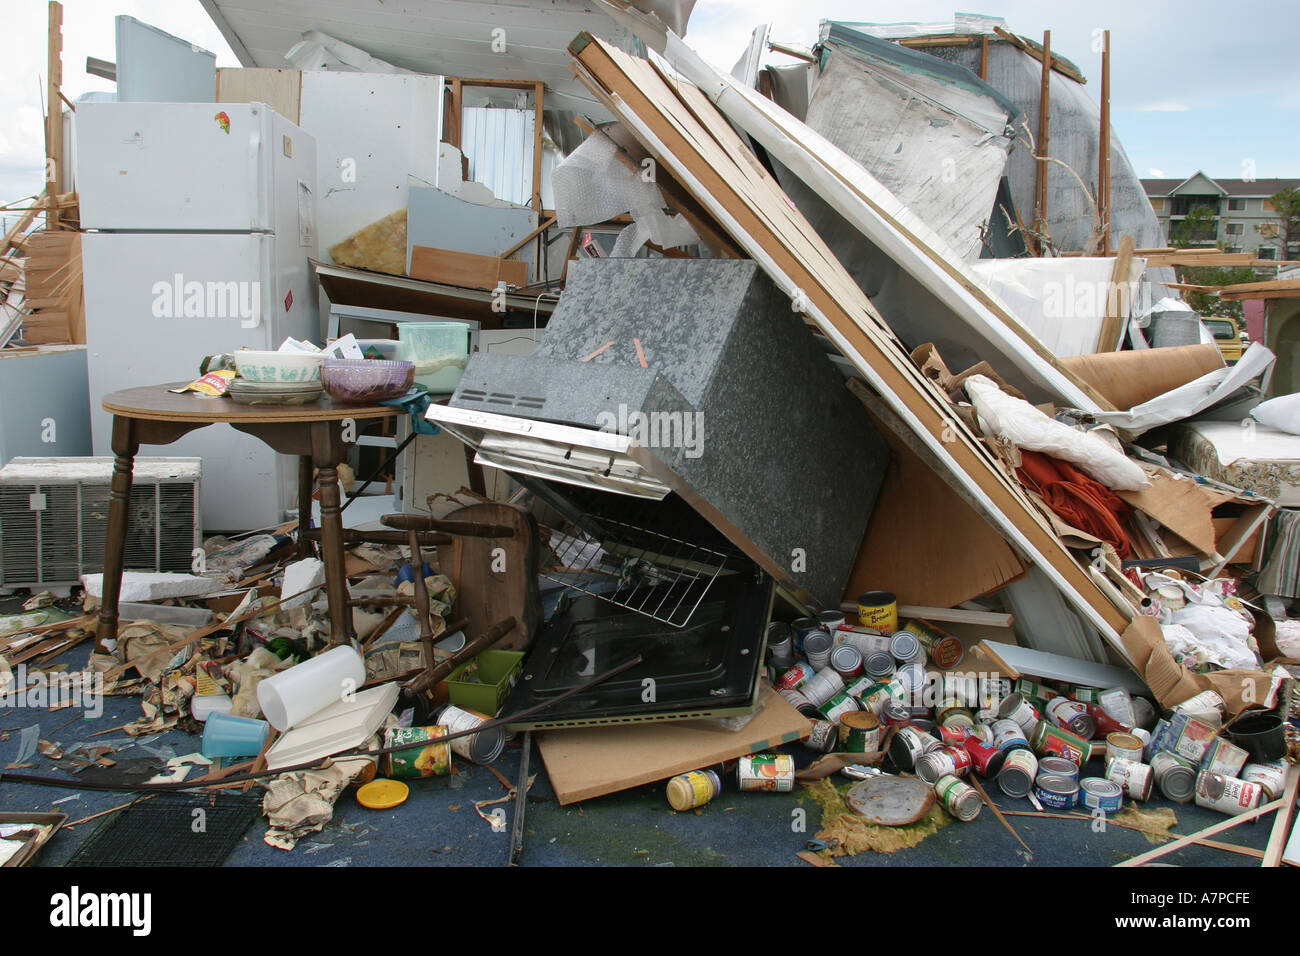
[856,591,898,635]
[1106,757,1153,801]
[888,629,924,665]
[997,693,1041,736]
[880,697,912,727]
[1174,690,1228,728]
[1240,761,1289,800]
[934,774,982,822]
[1030,721,1093,766]
[997,748,1039,797]
[1046,697,1096,740]
[840,710,883,753]
[991,718,1030,753]
[737,753,795,792]
[889,725,942,771]
[775,661,815,692]
[438,704,505,765]
[804,630,834,670]
[829,644,864,681]
[902,619,965,669]
[1079,777,1124,814]
[1039,756,1080,781]
[1105,732,1146,764]
[1201,737,1249,779]
[1150,751,1198,803]
[800,667,844,708]
[962,734,1006,777]
[1195,771,1263,816]
[820,690,860,723]
[666,769,721,811]
[1033,773,1079,810]
[806,720,839,753]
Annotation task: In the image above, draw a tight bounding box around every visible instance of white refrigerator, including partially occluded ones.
[78,101,319,531]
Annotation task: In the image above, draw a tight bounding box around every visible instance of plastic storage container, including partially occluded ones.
[398,322,471,394]
[445,649,525,716]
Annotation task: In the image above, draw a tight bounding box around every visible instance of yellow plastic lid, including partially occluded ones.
[356,778,410,810]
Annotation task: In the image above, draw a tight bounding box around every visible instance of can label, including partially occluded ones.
[1174,690,1227,726]
[667,770,720,811]
[843,675,875,700]
[1034,776,1079,810]
[856,591,898,635]
[1046,697,1094,737]
[935,774,980,821]
[1105,732,1145,765]
[962,736,1005,777]
[1031,721,1091,766]
[386,725,451,778]
[998,694,1041,735]
[775,661,815,691]
[820,690,859,723]
[997,748,1039,796]
[992,718,1030,752]
[903,619,965,669]
[1200,737,1248,779]
[1240,761,1288,800]
[1150,751,1197,803]
[1106,757,1153,801]
[737,754,795,792]
[840,711,882,753]
[1195,772,1262,816]
[806,720,838,753]
[1161,712,1217,764]
[1080,778,1124,814]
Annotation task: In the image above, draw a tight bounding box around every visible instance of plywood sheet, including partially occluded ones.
[537,686,808,805]
[216,67,301,123]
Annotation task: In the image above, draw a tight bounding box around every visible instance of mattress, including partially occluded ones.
[1167,421,1300,506]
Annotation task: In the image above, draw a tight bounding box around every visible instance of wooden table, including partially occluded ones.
[97,385,398,650]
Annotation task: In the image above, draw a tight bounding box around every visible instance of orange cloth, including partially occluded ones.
[1016,450,1133,558]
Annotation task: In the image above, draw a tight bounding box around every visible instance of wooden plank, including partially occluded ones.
[444,78,462,149]
[408,245,528,291]
[531,81,545,213]
[215,67,302,123]
[568,36,1131,643]
[979,34,989,80]
[1095,234,1135,351]
[46,2,63,228]
[1033,31,1051,255]
[1144,251,1257,269]
[1263,763,1299,867]
[766,40,816,63]
[1115,798,1284,867]
[498,216,556,260]
[1099,30,1111,255]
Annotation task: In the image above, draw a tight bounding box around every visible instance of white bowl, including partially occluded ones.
[234,349,324,384]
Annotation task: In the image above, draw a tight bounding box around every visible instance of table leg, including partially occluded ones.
[95,416,138,654]
[297,455,315,559]
[311,422,354,646]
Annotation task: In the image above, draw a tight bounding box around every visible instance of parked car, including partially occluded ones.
[1204,317,1244,364]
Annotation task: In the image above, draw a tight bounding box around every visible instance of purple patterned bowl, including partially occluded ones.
[320,359,414,403]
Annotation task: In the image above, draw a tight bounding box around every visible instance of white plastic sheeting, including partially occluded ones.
[462,106,536,208]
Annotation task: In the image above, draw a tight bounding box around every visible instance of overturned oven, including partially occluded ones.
[426,259,891,726]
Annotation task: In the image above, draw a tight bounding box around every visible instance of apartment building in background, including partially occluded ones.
[1141,172,1298,260]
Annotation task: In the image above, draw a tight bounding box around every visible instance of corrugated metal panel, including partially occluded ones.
[462,106,534,206]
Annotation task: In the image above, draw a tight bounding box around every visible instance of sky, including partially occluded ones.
[3,0,1298,216]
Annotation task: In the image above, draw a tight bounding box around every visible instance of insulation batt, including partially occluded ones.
[964,374,1150,491]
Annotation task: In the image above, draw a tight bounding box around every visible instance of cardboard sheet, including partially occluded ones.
[537,685,809,805]
[1061,344,1224,411]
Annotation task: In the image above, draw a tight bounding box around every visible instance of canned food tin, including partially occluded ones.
[829,644,864,680]
[1097,687,1136,729]
[1150,751,1197,803]
[881,697,912,727]
[895,663,928,703]
[934,774,982,822]
[1034,773,1080,810]
[1174,690,1228,728]
[1015,678,1058,704]
[1039,756,1080,781]
[992,718,1031,753]
[1130,727,1152,750]
[1046,697,1097,740]
[1030,721,1093,766]
[438,704,506,765]
[778,687,813,710]
[836,627,893,658]
[1079,777,1124,814]
[775,661,815,692]
[1200,737,1248,779]
[997,748,1039,797]
[806,720,839,753]
[864,652,897,680]
[1105,732,1146,765]
[1160,712,1218,765]
[1240,761,1289,800]
[998,693,1041,736]
[791,617,821,653]
[856,590,898,635]
[969,724,995,747]
[820,690,860,723]
[666,769,721,811]
[737,753,796,792]
[962,735,1006,777]
[1064,685,1101,705]
[975,708,999,726]
[840,710,883,753]
[1106,757,1153,801]
[979,677,1012,710]
[889,630,923,665]
[843,674,876,701]
[937,700,975,727]
[1195,771,1262,816]
[903,619,965,669]
[386,725,452,778]
[800,667,844,708]
[937,724,968,746]
[766,622,795,667]
[889,726,940,771]
[1146,718,1170,760]
[817,610,846,634]
[804,631,834,670]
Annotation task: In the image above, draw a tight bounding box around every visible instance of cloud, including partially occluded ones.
[1148,168,1165,177]
[1135,101,1192,113]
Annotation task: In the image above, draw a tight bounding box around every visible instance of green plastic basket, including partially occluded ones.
[445,649,524,716]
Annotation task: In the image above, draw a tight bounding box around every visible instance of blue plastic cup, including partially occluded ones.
[202,713,270,758]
